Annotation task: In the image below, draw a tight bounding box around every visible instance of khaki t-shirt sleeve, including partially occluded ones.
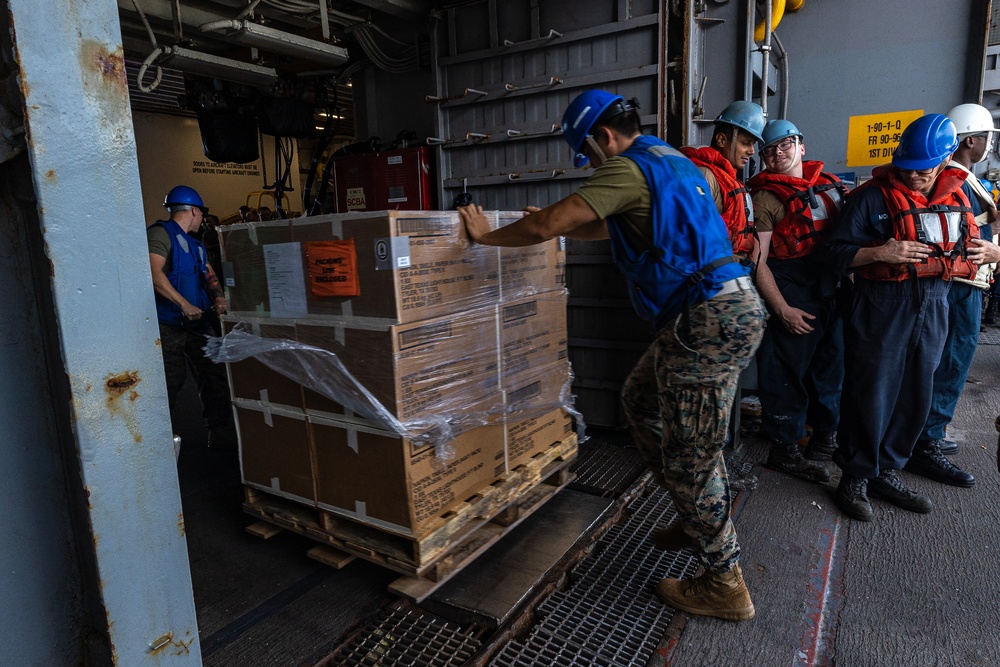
[574,157,653,249]
[749,189,785,233]
[147,224,172,274]
[697,166,724,213]
[574,157,648,219]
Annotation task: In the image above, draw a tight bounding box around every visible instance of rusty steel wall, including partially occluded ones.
[4,0,201,663]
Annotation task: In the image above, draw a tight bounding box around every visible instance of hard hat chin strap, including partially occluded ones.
[979,136,994,164]
[729,127,738,168]
[584,135,608,167]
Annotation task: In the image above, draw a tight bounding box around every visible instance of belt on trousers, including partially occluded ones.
[712,275,754,298]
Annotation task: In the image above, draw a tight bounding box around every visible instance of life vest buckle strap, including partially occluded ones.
[686,254,738,285]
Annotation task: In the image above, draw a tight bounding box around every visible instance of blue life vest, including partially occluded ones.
[606,135,748,328]
[152,219,212,326]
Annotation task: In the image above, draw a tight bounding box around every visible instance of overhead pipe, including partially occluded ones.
[758,0,774,118]
[198,18,349,66]
[772,32,790,119]
[116,0,313,33]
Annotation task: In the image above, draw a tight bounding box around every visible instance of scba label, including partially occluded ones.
[346,187,367,210]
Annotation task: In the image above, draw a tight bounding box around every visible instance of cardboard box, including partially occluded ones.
[499,294,568,384]
[235,400,314,502]
[498,212,566,298]
[292,211,499,323]
[504,359,573,414]
[218,220,294,314]
[295,306,503,423]
[220,212,571,323]
[223,319,304,408]
[309,416,507,536]
[506,408,575,470]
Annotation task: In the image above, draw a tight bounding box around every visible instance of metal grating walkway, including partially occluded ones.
[490,486,699,666]
[325,608,481,667]
[979,327,1000,345]
[570,439,648,496]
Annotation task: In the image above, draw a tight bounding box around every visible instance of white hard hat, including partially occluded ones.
[946,103,999,136]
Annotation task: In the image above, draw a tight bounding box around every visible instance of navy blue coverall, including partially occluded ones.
[755,256,844,446]
[824,188,951,479]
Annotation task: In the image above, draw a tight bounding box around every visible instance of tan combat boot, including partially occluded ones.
[655,564,755,621]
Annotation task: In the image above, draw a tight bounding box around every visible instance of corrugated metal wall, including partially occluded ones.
[431,0,664,427]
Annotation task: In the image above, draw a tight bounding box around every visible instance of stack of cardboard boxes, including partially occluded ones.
[219,210,572,537]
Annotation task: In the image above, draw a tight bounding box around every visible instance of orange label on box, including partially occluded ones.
[305,240,361,297]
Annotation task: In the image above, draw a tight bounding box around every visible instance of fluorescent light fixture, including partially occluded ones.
[200,20,349,67]
[158,45,278,87]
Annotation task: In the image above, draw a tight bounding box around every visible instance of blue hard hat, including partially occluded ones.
[893,114,959,170]
[715,101,766,142]
[761,119,802,149]
[163,185,207,212]
[562,90,626,168]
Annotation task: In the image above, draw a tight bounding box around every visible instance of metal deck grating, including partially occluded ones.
[327,608,481,667]
[571,543,699,599]
[619,487,683,529]
[489,631,616,667]
[570,440,648,496]
[490,484,698,665]
[979,327,1000,345]
[535,590,672,665]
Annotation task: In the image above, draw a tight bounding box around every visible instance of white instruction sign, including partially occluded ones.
[263,242,308,318]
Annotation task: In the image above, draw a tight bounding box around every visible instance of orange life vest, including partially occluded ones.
[854,165,979,282]
[679,146,755,254]
[747,161,848,260]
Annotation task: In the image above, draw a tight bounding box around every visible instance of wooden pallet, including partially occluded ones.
[243,433,577,599]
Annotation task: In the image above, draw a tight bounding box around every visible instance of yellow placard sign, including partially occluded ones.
[846,110,924,167]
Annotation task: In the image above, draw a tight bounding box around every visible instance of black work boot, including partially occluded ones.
[867,469,932,514]
[724,451,759,492]
[836,474,873,521]
[765,443,831,483]
[804,433,838,462]
[904,440,976,487]
[935,438,958,455]
[984,299,998,326]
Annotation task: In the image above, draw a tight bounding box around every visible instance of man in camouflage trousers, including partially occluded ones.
[460,89,765,621]
[621,296,764,576]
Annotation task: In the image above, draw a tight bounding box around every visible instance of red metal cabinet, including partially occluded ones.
[329,146,435,213]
